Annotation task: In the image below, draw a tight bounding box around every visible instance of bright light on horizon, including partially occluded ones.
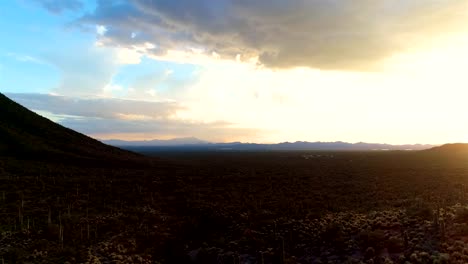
[1,0,468,145]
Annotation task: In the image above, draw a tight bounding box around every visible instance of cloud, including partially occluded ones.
[7,93,181,120]
[32,0,83,14]
[5,53,48,65]
[96,25,107,35]
[6,93,257,141]
[43,45,118,96]
[77,0,468,70]
[59,118,258,142]
[126,68,200,100]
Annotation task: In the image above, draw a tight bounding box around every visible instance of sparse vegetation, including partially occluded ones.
[2,151,468,263]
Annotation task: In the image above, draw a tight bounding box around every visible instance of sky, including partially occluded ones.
[1,0,468,144]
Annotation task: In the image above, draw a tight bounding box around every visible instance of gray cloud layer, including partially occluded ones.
[79,0,468,70]
[9,93,181,119]
[32,0,84,14]
[7,93,256,140]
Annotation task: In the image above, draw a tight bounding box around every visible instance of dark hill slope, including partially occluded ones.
[0,93,141,162]
[428,143,468,153]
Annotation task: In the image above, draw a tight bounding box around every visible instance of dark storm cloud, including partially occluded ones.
[32,0,84,14]
[78,0,468,70]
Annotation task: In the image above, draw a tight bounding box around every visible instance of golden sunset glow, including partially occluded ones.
[3,0,468,144]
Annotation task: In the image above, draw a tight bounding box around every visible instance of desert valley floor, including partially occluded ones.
[2,150,468,263]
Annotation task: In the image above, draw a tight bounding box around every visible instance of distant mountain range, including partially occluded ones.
[102,138,435,151]
[103,137,209,146]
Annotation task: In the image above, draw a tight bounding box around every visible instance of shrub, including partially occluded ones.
[364,247,375,260]
[406,204,433,221]
[385,236,404,254]
[322,222,345,246]
[454,207,468,223]
[453,223,468,236]
[358,230,385,251]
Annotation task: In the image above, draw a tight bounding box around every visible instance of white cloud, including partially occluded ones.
[43,45,118,97]
[102,83,123,96]
[164,69,173,76]
[6,53,48,65]
[96,25,107,36]
[115,47,142,64]
[43,42,149,97]
[145,89,156,97]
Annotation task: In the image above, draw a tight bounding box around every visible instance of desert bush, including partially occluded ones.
[358,230,385,252]
[385,236,404,254]
[453,223,468,236]
[2,247,27,263]
[454,207,468,223]
[322,222,345,244]
[364,247,375,260]
[406,204,433,221]
[434,253,450,264]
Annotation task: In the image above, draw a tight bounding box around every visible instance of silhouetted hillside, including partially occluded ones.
[0,93,140,162]
[428,143,468,153]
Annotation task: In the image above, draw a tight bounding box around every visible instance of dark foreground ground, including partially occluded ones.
[2,151,468,263]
